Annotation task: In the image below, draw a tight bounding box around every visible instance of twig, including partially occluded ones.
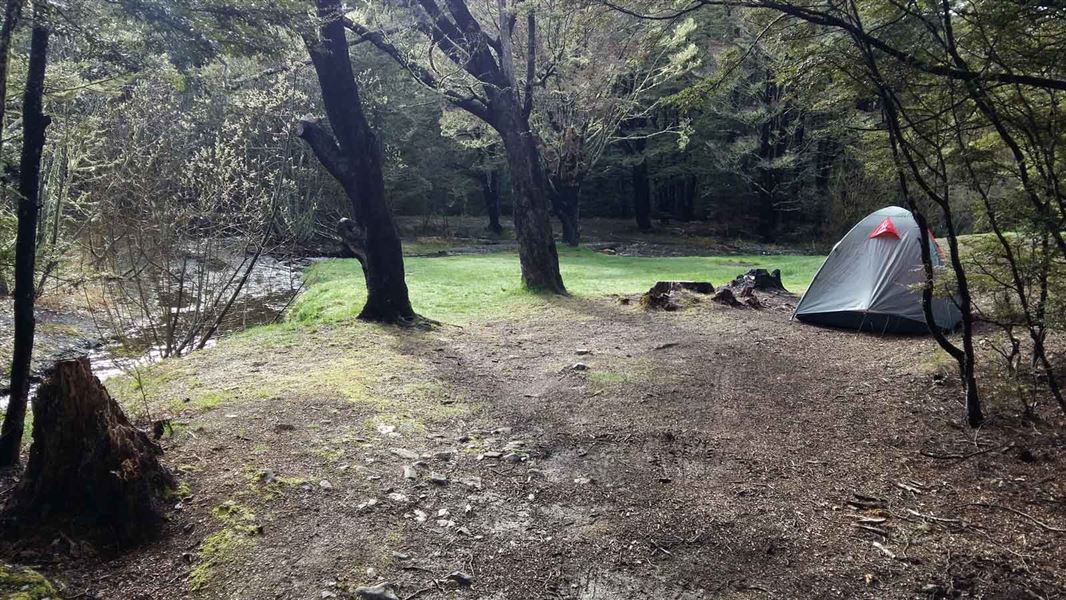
[920,442,1013,461]
[962,502,1066,533]
[905,508,962,525]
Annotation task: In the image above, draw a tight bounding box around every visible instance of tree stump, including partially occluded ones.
[640,281,714,311]
[728,268,787,293]
[5,358,176,545]
[712,287,743,307]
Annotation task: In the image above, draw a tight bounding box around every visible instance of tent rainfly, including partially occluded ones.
[792,206,961,334]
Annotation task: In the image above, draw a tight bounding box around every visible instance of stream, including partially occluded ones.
[0,253,316,406]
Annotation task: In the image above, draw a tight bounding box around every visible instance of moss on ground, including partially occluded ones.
[189,501,262,591]
[0,563,60,599]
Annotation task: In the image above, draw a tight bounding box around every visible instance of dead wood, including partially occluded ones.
[640,281,714,311]
[4,358,176,546]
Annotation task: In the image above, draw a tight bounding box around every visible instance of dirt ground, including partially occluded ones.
[2,290,1064,599]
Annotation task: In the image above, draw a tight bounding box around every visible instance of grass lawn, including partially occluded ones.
[291,247,824,324]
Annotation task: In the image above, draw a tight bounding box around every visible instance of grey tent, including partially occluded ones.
[792,206,961,334]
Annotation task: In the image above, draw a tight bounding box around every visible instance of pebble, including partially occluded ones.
[447,571,474,586]
[390,448,419,461]
[428,472,449,485]
[575,348,592,355]
[403,466,418,480]
[570,363,589,371]
[354,584,399,600]
[460,477,483,490]
[319,480,333,490]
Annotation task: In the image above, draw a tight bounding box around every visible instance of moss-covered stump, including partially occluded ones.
[5,358,175,546]
[0,563,60,599]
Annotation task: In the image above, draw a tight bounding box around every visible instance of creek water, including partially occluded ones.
[0,252,316,408]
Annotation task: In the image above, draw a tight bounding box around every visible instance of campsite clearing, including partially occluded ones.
[16,253,1063,600]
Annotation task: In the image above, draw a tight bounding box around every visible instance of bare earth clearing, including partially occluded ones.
[5,291,1065,599]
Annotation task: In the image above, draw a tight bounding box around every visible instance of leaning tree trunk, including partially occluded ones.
[496,117,565,292]
[5,358,176,545]
[492,4,564,293]
[299,0,414,323]
[0,6,49,467]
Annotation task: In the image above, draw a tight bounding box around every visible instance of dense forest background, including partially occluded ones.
[0,0,911,282]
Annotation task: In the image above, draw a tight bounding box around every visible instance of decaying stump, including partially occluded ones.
[728,268,787,293]
[5,358,176,545]
[640,281,714,311]
[712,287,742,307]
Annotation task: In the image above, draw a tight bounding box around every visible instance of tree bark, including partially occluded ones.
[632,158,652,231]
[300,0,414,323]
[4,358,176,545]
[493,4,565,292]
[0,3,49,467]
[344,2,565,294]
[552,179,581,247]
[0,0,24,163]
[478,169,503,235]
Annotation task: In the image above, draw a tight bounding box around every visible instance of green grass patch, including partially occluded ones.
[291,247,823,324]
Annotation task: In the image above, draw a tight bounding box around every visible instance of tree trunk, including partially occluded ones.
[0,5,49,467]
[479,169,503,235]
[4,358,176,545]
[632,158,652,231]
[493,2,565,293]
[0,0,24,163]
[552,180,581,247]
[496,115,565,291]
[300,0,415,323]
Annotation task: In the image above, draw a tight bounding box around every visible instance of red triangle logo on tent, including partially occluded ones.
[869,217,900,239]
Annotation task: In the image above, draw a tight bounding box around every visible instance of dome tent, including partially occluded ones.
[792,206,961,334]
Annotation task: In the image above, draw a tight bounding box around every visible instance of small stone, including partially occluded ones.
[258,469,276,484]
[574,477,592,485]
[570,363,589,371]
[403,466,418,480]
[390,448,419,461]
[366,567,378,578]
[575,348,592,355]
[460,477,482,490]
[387,492,409,503]
[428,472,449,485]
[319,480,333,490]
[376,424,396,436]
[321,592,337,599]
[434,449,456,461]
[392,552,410,561]
[414,509,427,523]
[483,451,503,459]
[437,508,450,518]
[354,583,399,600]
[447,571,474,586]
